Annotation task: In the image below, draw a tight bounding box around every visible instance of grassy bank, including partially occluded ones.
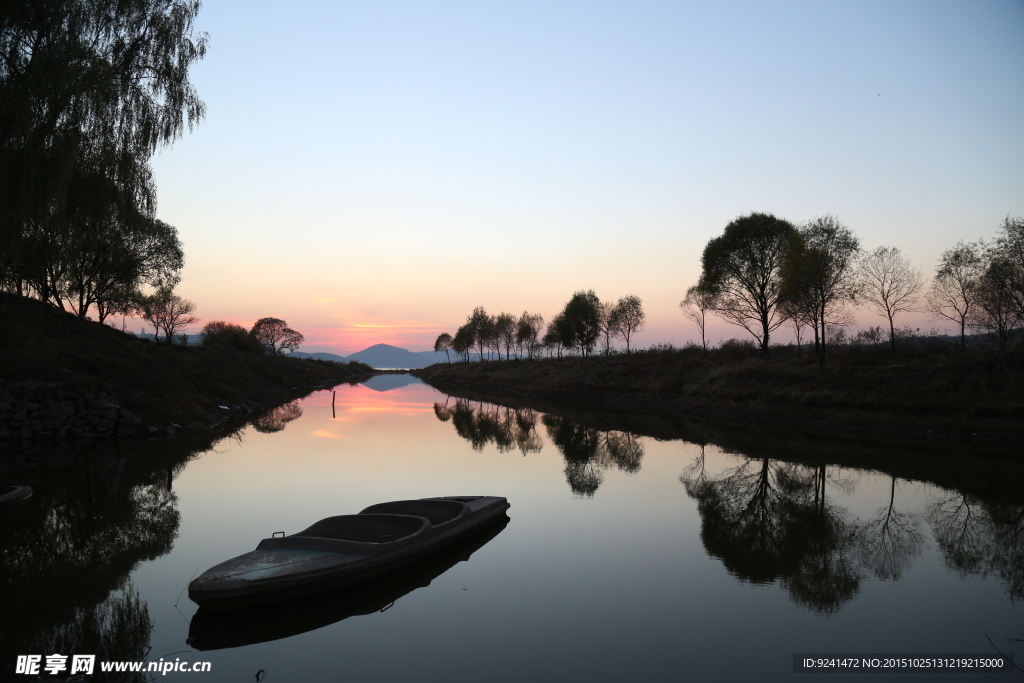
[0,293,373,432]
[413,344,1024,442]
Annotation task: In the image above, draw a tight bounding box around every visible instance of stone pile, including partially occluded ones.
[0,380,171,440]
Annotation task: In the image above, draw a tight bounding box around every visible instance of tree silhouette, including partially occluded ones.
[698,213,797,355]
[434,332,453,363]
[250,317,304,355]
[926,241,985,350]
[858,246,923,354]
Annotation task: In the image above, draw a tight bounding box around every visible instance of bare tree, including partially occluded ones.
[434,332,453,363]
[612,294,645,353]
[680,285,715,360]
[926,241,985,350]
[858,246,923,354]
[138,286,198,343]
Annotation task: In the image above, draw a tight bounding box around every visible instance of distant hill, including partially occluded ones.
[346,344,447,369]
[288,344,448,369]
[287,351,349,363]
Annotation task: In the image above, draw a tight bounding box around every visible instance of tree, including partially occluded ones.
[612,294,645,353]
[699,212,797,355]
[559,290,601,358]
[250,317,304,355]
[926,241,985,350]
[466,306,492,361]
[452,324,474,362]
[434,332,453,363]
[680,285,715,360]
[516,312,544,359]
[0,0,206,304]
[596,300,620,356]
[201,321,264,353]
[970,255,1023,352]
[993,216,1024,319]
[858,246,923,354]
[494,312,517,360]
[543,317,566,358]
[138,286,198,343]
[780,215,861,362]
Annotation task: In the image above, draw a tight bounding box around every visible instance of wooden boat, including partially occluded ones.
[0,485,32,508]
[188,495,509,611]
[187,513,509,650]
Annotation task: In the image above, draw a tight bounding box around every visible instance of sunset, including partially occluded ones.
[143,1,1024,353]
[2,1,1022,681]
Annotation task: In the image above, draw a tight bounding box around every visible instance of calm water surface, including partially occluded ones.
[2,375,1021,681]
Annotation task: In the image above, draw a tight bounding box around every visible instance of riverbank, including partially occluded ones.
[0,293,373,439]
[413,348,1024,443]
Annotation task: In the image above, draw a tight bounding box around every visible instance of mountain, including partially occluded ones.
[287,344,449,369]
[287,351,350,362]
[345,343,447,369]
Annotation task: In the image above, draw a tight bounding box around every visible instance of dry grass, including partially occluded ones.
[0,293,373,428]
[415,344,1024,442]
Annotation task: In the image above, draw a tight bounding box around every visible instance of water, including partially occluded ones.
[1,376,1021,681]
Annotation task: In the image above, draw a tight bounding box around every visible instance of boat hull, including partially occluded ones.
[188,496,509,611]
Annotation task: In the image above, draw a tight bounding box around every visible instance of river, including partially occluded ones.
[1,374,1021,681]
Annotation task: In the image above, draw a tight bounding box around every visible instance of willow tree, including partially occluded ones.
[0,0,206,308]
[699,213,797,355]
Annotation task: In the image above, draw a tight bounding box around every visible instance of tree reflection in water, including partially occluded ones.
[435,400,543,456]
[251,400,303,433]
[431,390,1022,610]
[856,476,924,581]
[0,443,182,679]
[682,457,860,614]
[928,493,1024,602]
[434,400,643,497]
[31,580,152,683]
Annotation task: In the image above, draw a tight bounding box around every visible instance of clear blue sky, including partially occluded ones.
[151,0,1024,352]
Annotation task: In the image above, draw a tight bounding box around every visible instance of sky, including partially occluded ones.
[149,0,1024,354]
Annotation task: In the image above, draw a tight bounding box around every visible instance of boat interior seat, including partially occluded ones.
[359,499,465,526]
[294,514,425,543]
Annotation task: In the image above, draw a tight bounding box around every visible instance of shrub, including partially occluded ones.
[201,321,265,354]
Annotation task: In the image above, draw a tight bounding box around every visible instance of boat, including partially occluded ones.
[0,485,32,508]
[188,495,509,612]
[187,513,509,650]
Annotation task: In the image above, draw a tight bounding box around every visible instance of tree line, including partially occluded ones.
[1,0,205,324]
[434,292,646,362]
[680,213,1024,361]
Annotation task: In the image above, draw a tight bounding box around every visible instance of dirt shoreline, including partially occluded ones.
[412,355,1024,445]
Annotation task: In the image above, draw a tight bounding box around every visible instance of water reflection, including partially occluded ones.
[431,382,1024,610]
[0,426,252,679]
[434,400,543,456]
[187,514,510,650]
[681,456,859,614]
[251,400,303,434]
[433,399,643,496]
[928,494,1024,602]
